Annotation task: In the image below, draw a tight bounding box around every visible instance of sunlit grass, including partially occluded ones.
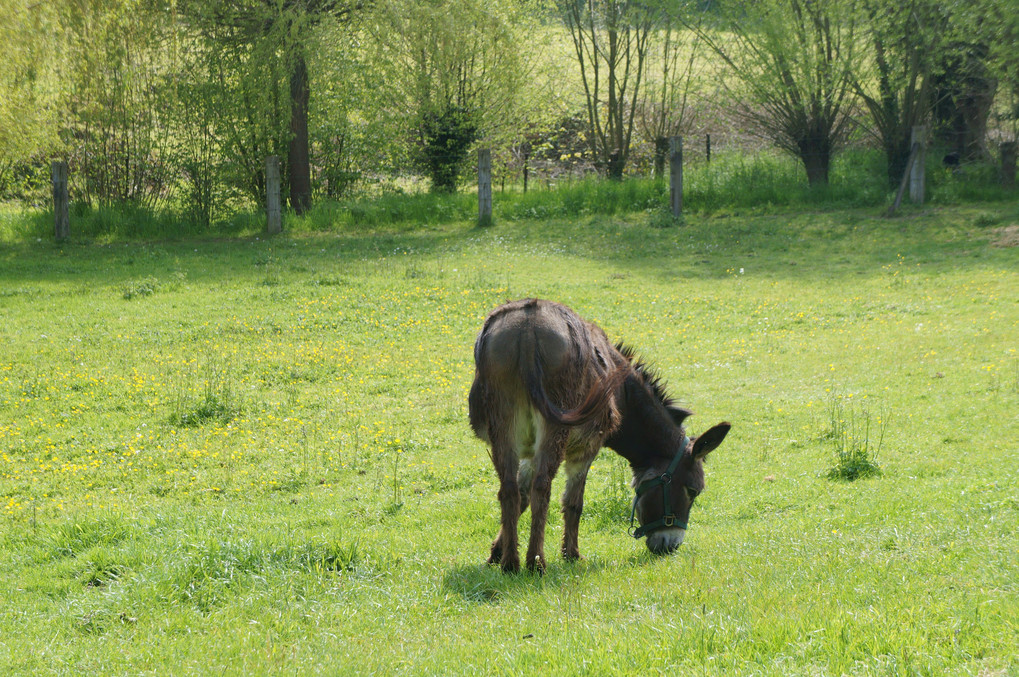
[0,203,1016,674]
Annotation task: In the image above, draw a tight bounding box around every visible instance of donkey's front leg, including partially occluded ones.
[489,435,521,573]
[525,429,567,573]
[561,459,593,562]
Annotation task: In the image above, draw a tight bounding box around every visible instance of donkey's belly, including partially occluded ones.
[513,405,544,462]
[514,405,599,468]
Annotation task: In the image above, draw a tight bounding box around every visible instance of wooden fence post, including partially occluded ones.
[909,126,926,204]
[1001,141,1017,189]
[523,148,530,194]
[706,134,711,164]
[670,136,683,218]
[266,156,282,235]
[478,148,492,226]
[52,161,69,242]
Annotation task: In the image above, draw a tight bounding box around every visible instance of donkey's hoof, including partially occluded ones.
[526,554,546,575]
[500,556,521,574]
[562,550,584,563]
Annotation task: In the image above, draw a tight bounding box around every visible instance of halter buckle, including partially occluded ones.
[663,515,674,527]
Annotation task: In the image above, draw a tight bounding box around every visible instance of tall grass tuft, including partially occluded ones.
[824,394,885,481]
[169,357,241,427]
[49,513,132,559]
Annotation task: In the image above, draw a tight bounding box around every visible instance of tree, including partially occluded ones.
[0,1,61,198]
[930,5,998,161]
[310,19,390,199]
[850,0,941,187]
[637,4,705,178]
[986,0,1019,145]
[559,0,659,180]
[377,0,529,192]
[59,0,175,208]
[184,4,290,208]
[695,0,858,186]
[188,1,365,213]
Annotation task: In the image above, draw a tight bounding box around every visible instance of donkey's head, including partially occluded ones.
[630,422,730,554]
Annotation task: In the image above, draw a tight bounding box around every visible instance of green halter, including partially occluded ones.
[629,436,700,539]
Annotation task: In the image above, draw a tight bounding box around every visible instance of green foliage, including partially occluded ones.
[0,0,1015,227]
[418,106,480,193]
[122,277,160,300]
[850,0,943,187]
[183,1,296,206]
[0,1,61,193]
[5,142,1019,242]
[696,0,859,185]
[60,0,176,208]
[49,514,131,558]
[167,536,361,611]
[169,357,242,428]
[376,0,538,191]
[823,394,884,481]
[310,23,386,199]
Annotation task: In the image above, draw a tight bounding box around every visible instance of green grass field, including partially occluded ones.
[1,204,1017,674]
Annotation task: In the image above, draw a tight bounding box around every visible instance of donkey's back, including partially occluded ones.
[468,298,622,441]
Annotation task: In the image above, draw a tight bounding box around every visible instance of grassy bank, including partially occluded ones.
[3,148,1015,243]
[1,204,1017,674]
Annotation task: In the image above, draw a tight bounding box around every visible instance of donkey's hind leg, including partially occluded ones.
[489,449,535,571]
[487,428,522,573]
[524,426,568,573]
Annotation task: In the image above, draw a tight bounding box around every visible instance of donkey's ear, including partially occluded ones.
[692,422,730,459]
[668,406,693,427]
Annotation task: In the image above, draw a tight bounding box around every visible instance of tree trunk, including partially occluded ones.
[654,137,669,179]
[801,148,830,187]
[956,84,996,160]
[288,52,312,215]
[607,150,624,181]
[1002,141,1017,189]
[885,134,912,189]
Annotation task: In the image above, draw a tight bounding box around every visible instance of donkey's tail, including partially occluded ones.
[524,353,626,428]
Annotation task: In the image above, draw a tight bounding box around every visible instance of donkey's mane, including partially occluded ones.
[616,343,677,411]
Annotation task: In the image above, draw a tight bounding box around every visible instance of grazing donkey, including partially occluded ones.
[469,298,730,573]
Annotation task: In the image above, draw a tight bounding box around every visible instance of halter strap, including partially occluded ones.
[629,436,695,539]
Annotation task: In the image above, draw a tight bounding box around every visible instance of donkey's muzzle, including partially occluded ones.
[646,527,685,555]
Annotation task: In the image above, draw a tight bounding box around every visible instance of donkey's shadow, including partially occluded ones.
[442,550,677,605]
[441,560,604,604]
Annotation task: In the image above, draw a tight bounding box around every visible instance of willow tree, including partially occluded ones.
[695,0,858,186]
[58,0,176,208]
[851,0,941,187]
[987,0,1019,146]
[637,5,705,178]
[560,0,659,180]
[929,4,999,162]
